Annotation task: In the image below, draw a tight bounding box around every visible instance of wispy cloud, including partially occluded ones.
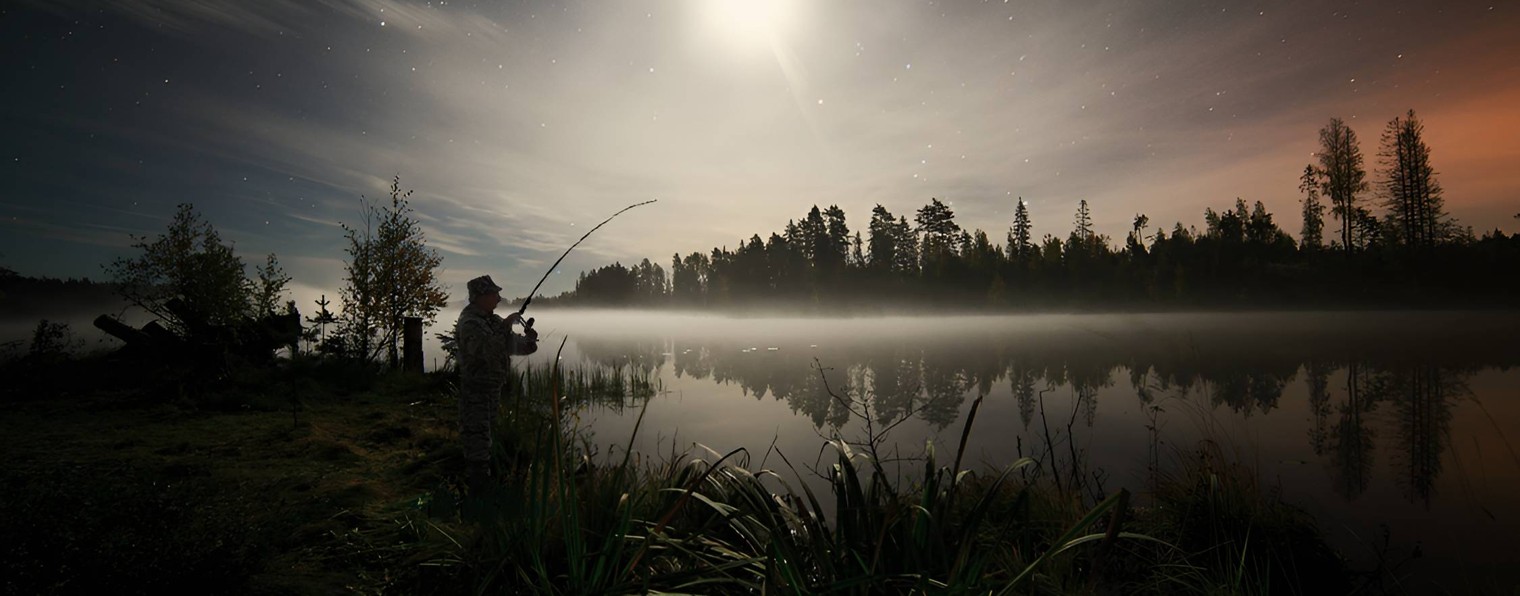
[1,216,138,249]
[9,0,1519,285]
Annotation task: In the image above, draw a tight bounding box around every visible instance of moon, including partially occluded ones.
[699,0,797,53]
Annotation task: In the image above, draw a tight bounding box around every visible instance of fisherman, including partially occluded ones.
[455,274,538,493]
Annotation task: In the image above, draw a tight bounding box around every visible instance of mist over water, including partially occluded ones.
[0,303,141,357]
[521,309,1520,585]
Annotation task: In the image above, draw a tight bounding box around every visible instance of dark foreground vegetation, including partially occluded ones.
[3,340,1440,595]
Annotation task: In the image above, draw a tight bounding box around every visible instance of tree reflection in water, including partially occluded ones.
[1387,364,1465,508]
[569,328,1492,508]
[1331,362,1379,500]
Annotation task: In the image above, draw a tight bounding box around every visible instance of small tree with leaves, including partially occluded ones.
[252,253,292,317]
[105,203,255,335]
[336,176,449,366]
[28,319,74,362]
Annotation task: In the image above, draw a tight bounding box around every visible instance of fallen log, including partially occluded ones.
[93,315,153,348]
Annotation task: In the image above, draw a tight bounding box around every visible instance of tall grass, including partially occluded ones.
[384,353,1361,594]
[430,355,1176,594]
[1125,441,1352,595]
[509,358,660,413]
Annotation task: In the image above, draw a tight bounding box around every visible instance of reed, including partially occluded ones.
[433,360,1175,594]
[509,358,660,413]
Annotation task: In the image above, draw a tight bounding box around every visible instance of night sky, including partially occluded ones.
[3,0,1518,307]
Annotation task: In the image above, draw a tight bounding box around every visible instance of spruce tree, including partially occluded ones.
[1009,198,1033,263]
[1299,165,1327,251]
[1378,109,1450,249]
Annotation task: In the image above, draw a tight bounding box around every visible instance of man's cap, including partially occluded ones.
[467,275,504,299]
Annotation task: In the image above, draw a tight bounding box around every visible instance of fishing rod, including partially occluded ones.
[512,199,657,330]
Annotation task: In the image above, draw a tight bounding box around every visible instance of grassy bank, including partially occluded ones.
[0,352,1375,594]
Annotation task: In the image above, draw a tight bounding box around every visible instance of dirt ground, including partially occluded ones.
[0,382,472,595]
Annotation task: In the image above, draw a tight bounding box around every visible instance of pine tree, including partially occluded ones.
[799,206,828,266]
[915,198,961,275]
[1127,213,1150,258]
[868,205,899,271]
[892,216,919,275]
[1009,198,1033,263]
[305,294,337,352]
[1072,199,1094,241]
[1067,199,1096,258]
[1378,109,1451,249]
[672,251,709,304]
[823,205,851,271]
[850,231,865,269]
[1299,164,1326,251]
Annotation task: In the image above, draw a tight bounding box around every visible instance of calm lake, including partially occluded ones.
[520,309,1520,590]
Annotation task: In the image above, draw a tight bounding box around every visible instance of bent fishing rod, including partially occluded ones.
[512,199,657,330]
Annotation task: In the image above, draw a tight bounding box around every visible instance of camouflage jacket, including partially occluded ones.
[455,304,538,387]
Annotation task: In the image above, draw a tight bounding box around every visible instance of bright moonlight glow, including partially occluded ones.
[700,0,797,52]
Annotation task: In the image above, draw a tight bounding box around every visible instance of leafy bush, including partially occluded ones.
[27,319,74,361]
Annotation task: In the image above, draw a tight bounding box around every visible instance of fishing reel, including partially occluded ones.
[508,315,535,330]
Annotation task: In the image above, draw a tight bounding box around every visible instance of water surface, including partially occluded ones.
[521,309,1520,590]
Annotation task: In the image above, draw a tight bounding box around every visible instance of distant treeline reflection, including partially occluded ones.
[573,330,1514,508]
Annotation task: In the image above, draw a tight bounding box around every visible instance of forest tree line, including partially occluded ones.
[555,110,1520,311]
